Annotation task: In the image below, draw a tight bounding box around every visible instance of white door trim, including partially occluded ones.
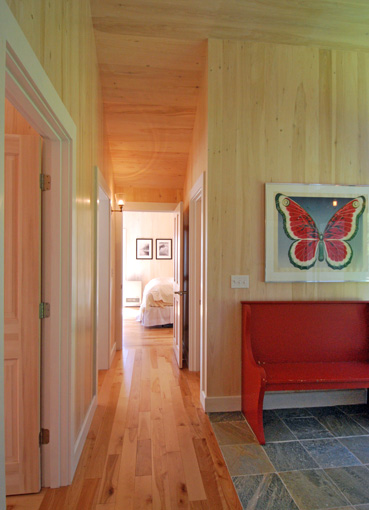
[97,183,112,370]
[0,0,78,493]
[189,173,205,373]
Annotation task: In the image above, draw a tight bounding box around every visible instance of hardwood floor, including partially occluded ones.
[6,312,241,509]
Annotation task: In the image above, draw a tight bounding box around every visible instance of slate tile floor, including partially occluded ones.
[208,405,369,510]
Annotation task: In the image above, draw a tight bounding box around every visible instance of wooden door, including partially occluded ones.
[4,134,41,495]
[173,202,184,367]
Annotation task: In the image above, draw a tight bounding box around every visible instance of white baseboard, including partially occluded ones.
[200,389,367,414]
[200,391,241,412]
[264,389,367,410]
[71,395,97,481]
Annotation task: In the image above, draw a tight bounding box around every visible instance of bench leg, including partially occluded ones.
[242,375,266,444]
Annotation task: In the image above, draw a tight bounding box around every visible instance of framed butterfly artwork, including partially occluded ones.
[265,183,369,282]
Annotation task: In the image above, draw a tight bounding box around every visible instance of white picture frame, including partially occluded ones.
[265,183,369,282]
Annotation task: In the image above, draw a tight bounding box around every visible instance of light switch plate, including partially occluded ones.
[231,275,249,289]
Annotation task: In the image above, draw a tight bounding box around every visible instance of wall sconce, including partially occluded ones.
[112,199,124,213]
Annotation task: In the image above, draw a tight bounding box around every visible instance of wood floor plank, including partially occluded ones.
[97,454,119,505]
[150,369,162,422]
[134,475,153,509]
[85,370,123,479]
[189,501,210,510]
[114,427,138,510]
[171,386,191,428]
[38,486,69,510]
[167,451,189,510]
[126,350,142,429]
[136,438,152,476]
[193,437,227,509]
[150,348,158,369]
[176,425,207,502]
[5,489,46,510]
[151,410,171,510]
[75,478,100,509]
[196,409,242,510]
[138,411,152,440]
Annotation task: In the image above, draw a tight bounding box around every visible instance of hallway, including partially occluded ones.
[6,317,240,509]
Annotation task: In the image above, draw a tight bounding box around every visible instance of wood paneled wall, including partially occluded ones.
[123,211,174,291]
[206,39,369,398]
[184,56,208,206]
[5,0,111,438]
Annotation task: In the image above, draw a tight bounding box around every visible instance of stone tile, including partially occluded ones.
[208,411,245,423]
[280,469,349,510]
[309,406,347,418]
[263,441,318,472]
[325,466,369,506]
[339,436,369,464]
[274,408,312,419]
[283,417,333,440]
[221,443,275,476]
[301,438,362,468]
[263,412,296,442]
[316,414,368,438]
[339,404,369,415]
[232,473,298,510]
[211,420,256,445]
[350,414,369,432]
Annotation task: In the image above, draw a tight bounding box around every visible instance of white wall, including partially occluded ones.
[97,186,110,369]
[123,211,174,292]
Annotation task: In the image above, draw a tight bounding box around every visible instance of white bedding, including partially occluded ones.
[139,277,174,327]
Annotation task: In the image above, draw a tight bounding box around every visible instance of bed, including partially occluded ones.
[138,277,174,327]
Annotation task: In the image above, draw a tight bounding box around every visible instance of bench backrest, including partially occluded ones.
[242,301,369,364]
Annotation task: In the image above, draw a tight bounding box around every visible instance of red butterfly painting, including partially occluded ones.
[275,194,366,270]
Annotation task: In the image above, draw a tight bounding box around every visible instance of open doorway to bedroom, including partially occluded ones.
[122,210,174,348]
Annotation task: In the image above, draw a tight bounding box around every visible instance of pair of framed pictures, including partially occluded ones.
[136,238,172,260]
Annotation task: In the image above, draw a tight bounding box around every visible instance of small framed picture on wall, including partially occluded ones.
[156,239,172,259]
[136,238,153,259]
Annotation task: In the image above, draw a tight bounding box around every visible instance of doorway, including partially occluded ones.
[4,101,42,494]
[122,208,175,349]
[189,174,205,391]
[1,18,77,494]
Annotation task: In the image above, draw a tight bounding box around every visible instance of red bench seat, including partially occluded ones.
[242,301,369,444]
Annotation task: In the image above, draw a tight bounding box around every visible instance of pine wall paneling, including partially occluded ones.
[5,0,112,442]
[206,39,369,399]
[183,54,208,365]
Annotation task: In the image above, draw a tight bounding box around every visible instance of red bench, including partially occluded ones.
[241,301,369,444]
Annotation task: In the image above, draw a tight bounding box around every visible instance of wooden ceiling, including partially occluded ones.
[91,0,369,197]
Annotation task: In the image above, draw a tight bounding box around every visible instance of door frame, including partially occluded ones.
[189,173,205,373]
[0,1,77,494]
[120,201,177,349]
[95,168,114,371]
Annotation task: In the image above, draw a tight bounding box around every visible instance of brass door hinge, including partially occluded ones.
[39,428,50,445]
[39,302,50,319]
[40,174,51,191]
